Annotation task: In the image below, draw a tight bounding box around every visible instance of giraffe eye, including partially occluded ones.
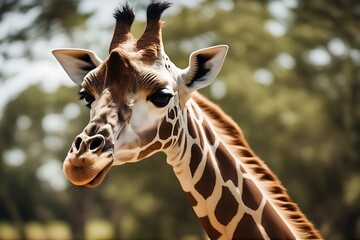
[79,88,95,108]
[148,88,174,108]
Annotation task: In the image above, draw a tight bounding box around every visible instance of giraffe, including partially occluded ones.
[52,1,322,239]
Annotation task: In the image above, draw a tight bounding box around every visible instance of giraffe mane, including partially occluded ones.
[191,91,321,239]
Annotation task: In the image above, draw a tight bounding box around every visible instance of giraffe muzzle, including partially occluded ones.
[63,126,115,188]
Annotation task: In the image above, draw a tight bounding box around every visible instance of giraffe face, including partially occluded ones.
[52,2,228,187]
[54,48,180,187]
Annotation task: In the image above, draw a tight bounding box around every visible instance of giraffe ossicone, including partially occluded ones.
[53,1,321,239]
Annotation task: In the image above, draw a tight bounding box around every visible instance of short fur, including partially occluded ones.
[109,3,135,52]
[136,1,172,64]
[191,92,321,239]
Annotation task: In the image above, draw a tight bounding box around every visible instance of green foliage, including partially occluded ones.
[0,0,359,239]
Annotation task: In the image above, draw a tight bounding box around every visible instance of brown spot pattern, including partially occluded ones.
[138,141,162,159]
[194,122,204,149]
[214,186,239,226]
[187,113,197,139]
[194,153,216,200]
[141,128,157,143]
[159,121,172,140]
[191,93,321,239]
[168,108,175,119]
[163,140,172,149]
[174,107,178,117]
[185,191,197,207]
[179,131,187,160]
[173,120,179,136]
[199,216,222,239]
[203,120,216,145]
[192,105,200,120]
[242,178,263,211]
[177,129,183,146]
[233,213,264,239]
[261,201,295,239]
[215,143,238,187]
[189,144,202,177]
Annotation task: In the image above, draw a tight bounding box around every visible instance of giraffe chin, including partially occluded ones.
[84,161,113,188]
[63,154,114,188]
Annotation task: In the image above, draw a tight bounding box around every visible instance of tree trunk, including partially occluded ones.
[67,189,93,240]
[0,188,26,240]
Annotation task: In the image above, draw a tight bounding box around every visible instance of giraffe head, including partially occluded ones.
[52,1,228,187]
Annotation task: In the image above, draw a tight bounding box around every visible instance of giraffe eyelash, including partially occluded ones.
[140,72,167,89]
[79,88,95,109]
[140,72,158,87]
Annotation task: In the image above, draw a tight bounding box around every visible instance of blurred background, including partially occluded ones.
[0,0,359,239]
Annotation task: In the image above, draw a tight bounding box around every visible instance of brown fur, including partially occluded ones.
[110,3,135,52]
[191,91,322,239]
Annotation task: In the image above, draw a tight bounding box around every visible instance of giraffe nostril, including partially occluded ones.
[74,137,82,150]
[90,137,103,152]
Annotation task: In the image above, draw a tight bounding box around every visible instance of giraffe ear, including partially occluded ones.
[52,48,103,86]
[183,45,228,91]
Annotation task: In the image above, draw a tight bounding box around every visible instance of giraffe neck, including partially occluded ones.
[166,92,320,240]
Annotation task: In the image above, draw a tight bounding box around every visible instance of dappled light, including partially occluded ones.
[42,113,67,133]
[265,20,287,37]
[210,80,227,100]
[276,53,296,69]
[63,103,81,120]
[253,68,274,85]
[3,148,26,167]
[16,115,32,130]
[307,47,332,67]
[36,159,67,191]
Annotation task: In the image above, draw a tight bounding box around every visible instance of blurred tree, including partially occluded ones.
[289,1,360,238]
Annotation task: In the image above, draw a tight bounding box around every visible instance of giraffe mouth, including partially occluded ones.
[63,150,114,188]
[84,160,113,188]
